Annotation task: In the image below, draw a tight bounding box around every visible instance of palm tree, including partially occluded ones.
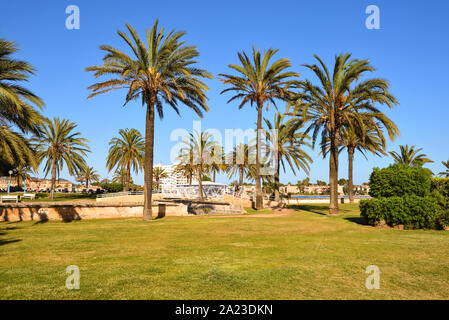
[208,145,226,182]
[389,145,433,166]
[78,165,100,188]
[112,167,133,185]
[322,122,397,204]
[106,128,144,192]
[34,118,90,199]
[153,166,168,190]
[438,160,449,178]
[220,47,298,209]
[0,39,45,170]
[264,112,313,201]
[179,130,217,200]
[290,53,397,214]
[86,20,211,220]
[226,143,255,194]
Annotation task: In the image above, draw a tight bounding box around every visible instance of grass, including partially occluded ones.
[3,192,97,202]
[0,203,448,299]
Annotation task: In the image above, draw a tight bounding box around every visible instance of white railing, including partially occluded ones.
[96,191,144,199]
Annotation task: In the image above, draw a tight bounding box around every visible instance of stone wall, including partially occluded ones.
[0,202,188,222]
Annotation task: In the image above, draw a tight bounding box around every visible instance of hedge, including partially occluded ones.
[369,164,432,198]
[360,195,442,229]
[100,183,124,193]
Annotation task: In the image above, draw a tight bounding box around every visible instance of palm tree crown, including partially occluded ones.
[389,144,433,166]
[77,165,100,188]
[34,118,90,199]
[106,128,144,191]
[0,39,45,170]
[438,160,449,178]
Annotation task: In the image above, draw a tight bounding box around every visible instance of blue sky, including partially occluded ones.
[1,0,449,185]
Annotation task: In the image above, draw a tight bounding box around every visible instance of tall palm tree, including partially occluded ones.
[264,112,313,201]
[389,144,433,166]
[290,53,397,214]
[179,130,217,200]
[153,166,168,190]
[34,118,90,199]
[226,143,255,193]
[78,165,100,188]
[86,20,211,220]
[0,39,45,170]
[438,160,449,178]
[220,47,298,209]
[106,128,144,192]
[112,167,133,185]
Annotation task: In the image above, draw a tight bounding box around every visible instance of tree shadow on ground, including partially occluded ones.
[287,205,329,216]
[0,225,22,246]
[344,216,370,226]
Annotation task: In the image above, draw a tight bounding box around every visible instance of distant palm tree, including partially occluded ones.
[0,39,44,170]
[86,20,211,220]
[389,145,433,166]
[112,167,133,185]
[208,145,227,182]
[34,118,90,199]
[439,160,449,178]
[179,130,218,200]
[264,112,312,201]
[226,143,255,193]
[220,47,298,209]
[175,143,196,186]
[78,165,100,188]
[13,163,36,189]
[153,167,168,190]
[290,53,397,214]
[106,128,144,191]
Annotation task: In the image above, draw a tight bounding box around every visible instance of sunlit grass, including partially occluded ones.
[0,204,448,299]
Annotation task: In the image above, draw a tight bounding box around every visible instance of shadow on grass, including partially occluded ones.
[287,205,328,216]
[344,216,370,226]
[0,226,22,246]
[0,238,21,246]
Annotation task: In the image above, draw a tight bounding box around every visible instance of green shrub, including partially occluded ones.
[369,164,432,198]
[360,195,441,229]
[101,183,124,193]
[436,209,449,229]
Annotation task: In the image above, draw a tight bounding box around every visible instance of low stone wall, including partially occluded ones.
[0,202,188,222]
[157,199,245,215]
[285,198,363,205]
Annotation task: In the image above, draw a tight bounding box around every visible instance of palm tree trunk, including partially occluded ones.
[255,102,263,209]
[329,137,339,215]
[239,166,244,188]
[348,147,355,205]
[85,178,88,188]
[274,154,280,202]
[197,165,204,200]
[143,100,155,220]
[213,170,216,183]
[124,163,130,192]
[50,162,56,200]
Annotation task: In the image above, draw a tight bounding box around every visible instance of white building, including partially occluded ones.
[154,163,198,187]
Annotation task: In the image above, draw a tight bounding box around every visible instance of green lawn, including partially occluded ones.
[0,204,448,299]
[4,192,97,202]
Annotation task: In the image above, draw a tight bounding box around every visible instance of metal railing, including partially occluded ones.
[96,191,144,199]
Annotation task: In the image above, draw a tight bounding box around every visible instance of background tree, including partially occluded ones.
[34,118,90,199]
[106,128,144,192]
[86,20,211,220]
[389,144,433,166]
[112,167,133,185]
[78,165,100,188]
[179,130,217,200]
[153,166,168,191]
[290,53,397,214]
[226,143,255,194]
[264,112,312,201]
[220,47,298,209]
[438,160,449,178]
[0,39,45,172]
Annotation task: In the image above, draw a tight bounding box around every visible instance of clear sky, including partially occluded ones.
[1,0,448,185]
